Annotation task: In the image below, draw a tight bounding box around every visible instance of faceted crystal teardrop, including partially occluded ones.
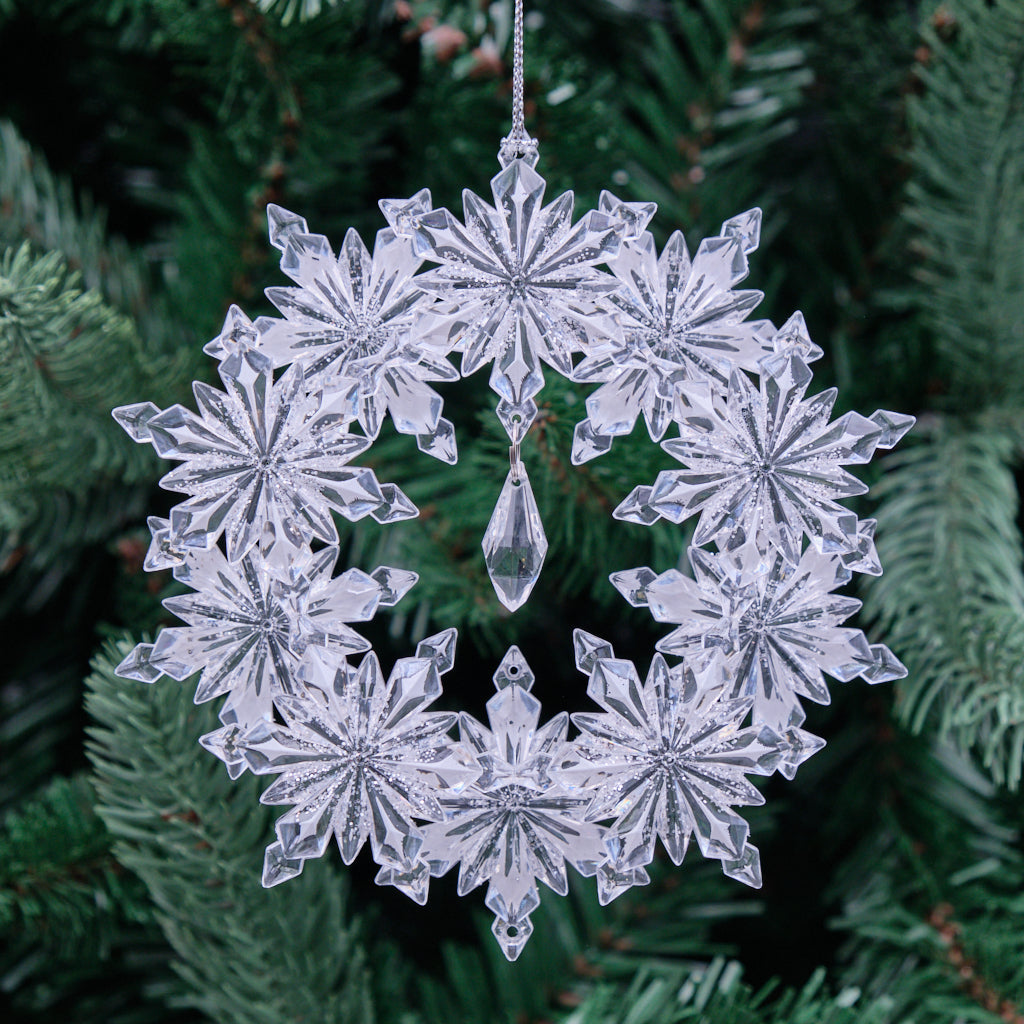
[482,467,548,612]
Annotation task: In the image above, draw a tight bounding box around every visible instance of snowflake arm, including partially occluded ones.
[418,647,606,960]
[114,351,416,563]
[571,209,778,463]
[558,631,799,902]
[240,632,476,902]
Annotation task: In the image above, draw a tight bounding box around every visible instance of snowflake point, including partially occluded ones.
[573,629,615,674]
[416,628,458,673]
[493,646,535,690]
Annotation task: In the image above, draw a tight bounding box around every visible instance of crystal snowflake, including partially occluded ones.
[557,631,801,902]
[108,127,918,935]
[113,350,416,564]
[615,354,915,561]
[611,542,907,733]
[240,631,477,900]
[115,540,417,737]
[252,202,460,462]
[418,647,607,960]
[398,158,625,437]
[571,210,777,463]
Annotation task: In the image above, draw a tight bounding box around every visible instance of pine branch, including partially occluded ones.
[85,636,398,1024]
[863,429,1024,789]
[0,927,191,1024]
[611,0,813,240]
[568,957,911,1024]
[0,775,144,956]
[0,661,80,812]
[905,0,1024,407]
[0,243,166,612]
[834,742,1024,1023]
[0,777,186,1024]
[0,119,197,368]
[0,122,198,607]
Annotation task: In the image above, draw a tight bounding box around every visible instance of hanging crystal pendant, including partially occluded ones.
[482,461,548,612]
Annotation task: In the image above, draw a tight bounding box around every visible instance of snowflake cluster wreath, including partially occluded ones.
[112,3,913,963]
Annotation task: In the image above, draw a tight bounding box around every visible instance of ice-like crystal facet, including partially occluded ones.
[598,190,657,240]
[767,311,823,364]
[482,466,548,612]
[202,304,261,364]
[570,212,774,462]
[379,188,433,239]
[621,355,888,561]
[558,636,792,900]
[870,409,917,449]
[242,637,477,903]
[419,647,605,960]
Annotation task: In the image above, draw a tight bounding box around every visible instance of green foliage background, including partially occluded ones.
[2,1,1023,1021]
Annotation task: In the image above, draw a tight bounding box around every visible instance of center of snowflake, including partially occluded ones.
[651,746,685,773]
[740,604,771,639]
[641,321,689,363]
[343,740,378,770]
[351,317,389,359]
[258,617,275,634]
[495,783,533,812]
[507,272,529,299]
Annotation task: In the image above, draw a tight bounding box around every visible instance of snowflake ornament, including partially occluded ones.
[117,538,417,739]
[252,203,460,462]
[558,631,808,902]
[571,210,778,463]
[114,349,416,564]
[393,157,625,440]
[616,353,915,561]
[611,542,907,733]
[240,631,477,900]
[419,647,607,960]
[111,9,917,961]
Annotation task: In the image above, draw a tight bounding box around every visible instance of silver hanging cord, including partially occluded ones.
[511,0,526,142]
[499,0,538,164]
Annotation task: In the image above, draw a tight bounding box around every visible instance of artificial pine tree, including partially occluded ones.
[2,1,1023,1022]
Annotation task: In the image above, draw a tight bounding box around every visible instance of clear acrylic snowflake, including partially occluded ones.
[252,202,459,462]
[240,631,477,900]
[108,123,919,947]
[611,541,907,734]
[571,210,778,463]
[113,350,416,564]
[115,539,417,740]
[418,647,607,961]
[395,158,625,438]
[557,631,800,902]
[616,354,915,561]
